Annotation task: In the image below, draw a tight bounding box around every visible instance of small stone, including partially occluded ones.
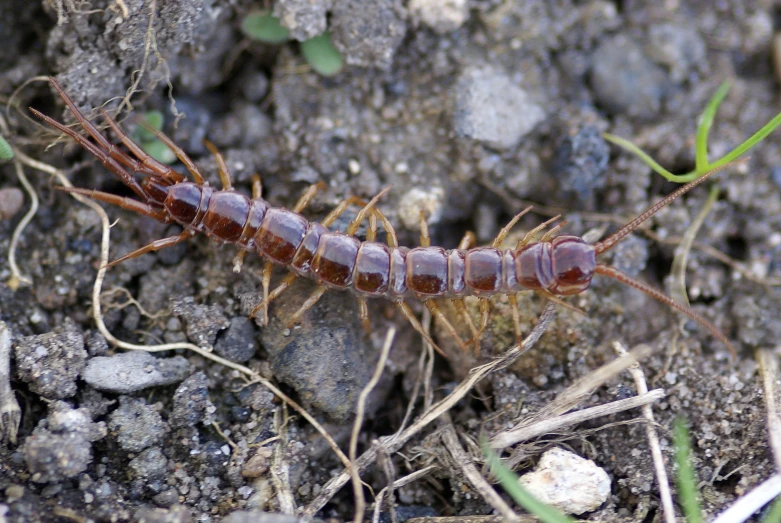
[0,187,24,220]
[108,397,168,453]
[133,504,191,523]
[408,0,468,33]
[14,321,87,399]
[24,431,92,483]
[454,67,545,150]
[590,34,670,119]
[330,0,406,69]
[129,447,168,482]
[83,351,191,394]
[242,447,273,478]
[552,125,610,201]
[170,372,215,428]
[645,23,706,83]
[273,0,330,41]
[214,317,256,363]
[519,447,610,515]
[397,187,445,231]
[170,297,230,348]
[46,401,107,442]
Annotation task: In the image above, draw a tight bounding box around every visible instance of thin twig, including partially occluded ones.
[0,321,21,445]
[489,389,665,449]
[371,466,437,523]
[301,303,557,517]
[0,114,38,289]
[613,341,675,523]
[758,349,781,469]
[711,474,781,523]
[271,406,297,515]
[441,415,520,522]
[351,327,396,523]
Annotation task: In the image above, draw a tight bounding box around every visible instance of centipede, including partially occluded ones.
[31,77,737,357]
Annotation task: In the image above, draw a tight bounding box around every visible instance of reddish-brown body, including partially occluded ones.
[31,77,737,356]
[157,181,599,300]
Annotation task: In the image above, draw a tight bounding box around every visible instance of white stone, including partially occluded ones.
[519,447,610,515]
[409,0,469,33]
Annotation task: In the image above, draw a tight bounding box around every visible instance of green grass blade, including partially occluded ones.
[762,495,781,523]
[674,418,703,523]
[482,441,575,523]
[707,109,781,171]
[695,81,731,171]
[602,133,686,182]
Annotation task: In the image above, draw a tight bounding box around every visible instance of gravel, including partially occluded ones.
[82,351,191,394]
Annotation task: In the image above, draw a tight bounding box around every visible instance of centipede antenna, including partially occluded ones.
[595,264,736,357]
[56,186,167,220]
[594,159,746,255]
[29,107,148,200]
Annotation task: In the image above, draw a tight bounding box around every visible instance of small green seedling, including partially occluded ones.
[0,133,13,160]
[674,418,704,523]
[242,12,343,77]
[300,32,343,77]
[241,11,290,44]
[131,111,175,165]
[604,82,781,182]
[482,440,575,523]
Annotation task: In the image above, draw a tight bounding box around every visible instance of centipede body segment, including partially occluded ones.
[31,77,738,357]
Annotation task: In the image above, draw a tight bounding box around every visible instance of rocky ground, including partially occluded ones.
[1,0,781,521]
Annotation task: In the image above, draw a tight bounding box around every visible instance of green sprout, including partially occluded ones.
[241,11,290,44]
[132,111,175,165]
[0,133,13,160]
[300,32,343,77]
[604,82,781,182]
[241,12,343,77]
[482,440,575,523]
[673,418,704,523]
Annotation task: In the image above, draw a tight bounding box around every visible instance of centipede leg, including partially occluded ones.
[105,230,192,268]
[357,298,371,334]
[286,286,328,328]
[98,108,185,183]
[517,214,563,248]
[425,300,467,351]
[203,140,232,190]
[57,187,168,221]
[419,210,430,247]
[507,294,523,348]
[474,298,491,356]
[452,298,480,349]
[133,115,206,184]
[539,289,587,316]
[492,206,534,248]
[539,220,568,243]
[395,300,446,357]
[293,181,327,213]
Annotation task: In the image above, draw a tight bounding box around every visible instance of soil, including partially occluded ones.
[1,0,781,522]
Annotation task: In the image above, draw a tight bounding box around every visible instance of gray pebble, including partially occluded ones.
[590,34,670,119]
[15,321,86,399]
[732,291,781,348]
[553,125,610,200]
[108,397,168,453]
[223,512,325,523]
[330,0,406,69]
[274,0,330,41]
[170,372,215,428]
[609,234,649,277]
[453,67,545,150]
[408,0,468,33]
[129,447,168,483]
[240,71,270,103]
[133,504,191,523]
[46,401,107,442]
[24,431,92,483]
[24,402,105,483]
[83,351,191,394]
[214,317,256,363]
[170,297,230,348]
[645,23,707,83]
[258,281,379,421]
[0,187,24,220]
